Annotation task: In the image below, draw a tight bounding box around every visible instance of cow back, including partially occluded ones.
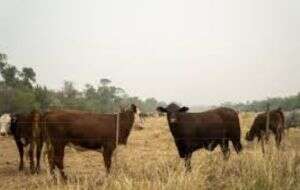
[43,109,135,147]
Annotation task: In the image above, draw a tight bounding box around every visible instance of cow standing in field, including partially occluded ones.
[245,108,285,148]
[0,111,43,173]
[44,104,137,180]
[157,103,242,171]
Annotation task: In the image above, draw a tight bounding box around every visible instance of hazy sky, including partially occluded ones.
[0,0,299,105]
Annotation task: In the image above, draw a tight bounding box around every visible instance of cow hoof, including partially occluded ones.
[61,175,68,184]
[185,168,192,173]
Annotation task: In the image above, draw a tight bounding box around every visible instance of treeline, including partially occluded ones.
[0,53,166,114]
[221,93,300,112]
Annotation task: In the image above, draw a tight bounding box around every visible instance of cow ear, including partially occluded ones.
[157,107,167,113]
[179,107,189,112]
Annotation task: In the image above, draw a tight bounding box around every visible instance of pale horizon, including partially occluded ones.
[1,0,299,106]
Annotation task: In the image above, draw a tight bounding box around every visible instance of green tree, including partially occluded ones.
[34,85,51,111]
[20,67,36,88]
[0,53,7,71]
[1,65,19,87]
[62,80,77,99]
[100,78,111,86]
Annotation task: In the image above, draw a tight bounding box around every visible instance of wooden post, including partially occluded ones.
[265,103,270,142]
[114,113,120,167]
[116,113,120,146]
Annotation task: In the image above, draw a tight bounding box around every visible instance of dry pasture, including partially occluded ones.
[0,113,299,190]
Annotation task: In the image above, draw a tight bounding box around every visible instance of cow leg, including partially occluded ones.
[16,141,24,171]
[184,153,192,172]
[47,144,55,177]
[29,142,35,174]
[275,131,282,148]
[53,144,67,181]
[207,141,219,151]
[260,131,265,154]
[103,144,115,174]
[232,139,243,154]
[221,139,230,160]
[35,138,43,173]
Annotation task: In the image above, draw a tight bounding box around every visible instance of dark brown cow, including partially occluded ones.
[43,104,137,180]
[157,103,242,171]
[1,111,43,173]
[245,108,285,147]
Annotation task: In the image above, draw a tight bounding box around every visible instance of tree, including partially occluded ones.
[100,78,111,86]
[1,65,19,87]
[84,84,97,99]
[62,81,77,98]
[34,85,51,111]
[0,53,7,71]
[144,98,159,112]
[20,67,36,88]
[0,54,168,114]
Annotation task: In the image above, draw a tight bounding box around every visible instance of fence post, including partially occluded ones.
[116,113,120,146]
[266,103,270,141]
[114,113,120,167]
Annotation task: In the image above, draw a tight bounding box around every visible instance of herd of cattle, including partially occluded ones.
[0,103,299,180]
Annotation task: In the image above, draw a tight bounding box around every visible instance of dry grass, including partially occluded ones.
[0,114,299,190]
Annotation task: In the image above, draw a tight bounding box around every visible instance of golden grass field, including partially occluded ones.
[0,113,299,190]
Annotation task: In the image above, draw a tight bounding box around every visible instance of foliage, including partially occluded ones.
[0,53,166,114]
[222,94,300,112]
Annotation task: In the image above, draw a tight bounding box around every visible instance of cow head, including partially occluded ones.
[0,114,12,136]
[157,103,189,124]
[118,104,137,145]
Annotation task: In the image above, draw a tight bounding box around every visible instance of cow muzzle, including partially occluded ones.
[20,138,27,145]
[170,118,177,123]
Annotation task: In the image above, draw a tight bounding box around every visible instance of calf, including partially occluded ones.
[157,103,242,171]
[43,104,137,180]
[0,111,43,173]
[245,108,285,148]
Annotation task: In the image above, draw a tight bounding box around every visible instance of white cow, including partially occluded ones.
[0,113,11,136]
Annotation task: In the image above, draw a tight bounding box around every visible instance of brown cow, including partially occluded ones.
[0,111,43,173]
[157,103,242,171]
[43,104,137,180]
[245,108,285,148]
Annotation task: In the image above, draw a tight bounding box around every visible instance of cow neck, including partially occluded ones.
[10,118,17,135]
[166,117,180,136]
[10,113,23,136]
